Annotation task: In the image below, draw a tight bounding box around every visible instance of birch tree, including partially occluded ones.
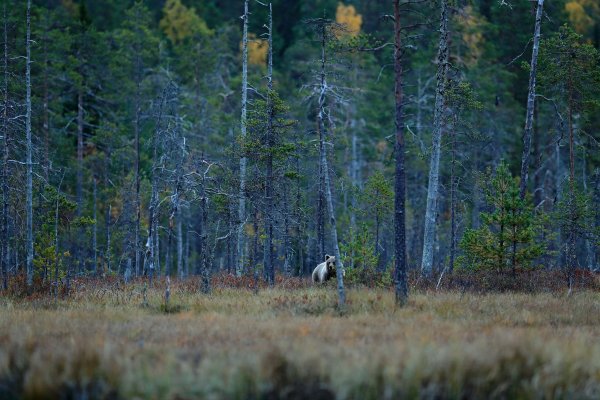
[519,0,545,199]
[421,0,450,277]
[236,0,249,276]
[1,3,9,290]
[25,0,33,286]
[264,3,275,285]
[306,17,347,306]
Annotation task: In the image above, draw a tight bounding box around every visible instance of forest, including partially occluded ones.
[1,0,600,399]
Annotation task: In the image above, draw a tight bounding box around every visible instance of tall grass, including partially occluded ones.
[1,283,599,399]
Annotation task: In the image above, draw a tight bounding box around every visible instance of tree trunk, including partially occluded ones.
[236,0,249,277]
[317,162,325,262]
[519,0,544,199]
[42,18,50,179]
[317,23,345,307]
[104,149,111,273]
[25,0,33,286]
[54,173,64,298]
[264,3,275,286]
[93,177,97,274]
[166,216,172,277]
[76,87,84,274]
[184,221,190,277]
[421,0,450,277]
[593,170,600,271]
[106,205,111,273]
[1,3,9,290]
[148,88,167,285]
[200,192,210,293]
[394,0,408,306]
[566,75,576,288]
[449,114,457,274]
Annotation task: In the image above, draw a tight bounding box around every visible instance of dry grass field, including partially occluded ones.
[1,278,600,399]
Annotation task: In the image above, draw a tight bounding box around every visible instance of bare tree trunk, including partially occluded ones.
[394,0,408,306]
[176,203,183,278]
[566,75,576,290]
[1,3,9,290]
[283,182,292,277]
[317,162,325,262]
[519,0,544,199]
[184,221,190,277]
[593,169,600,271]
[449,114,457,273]
[25,0,33,286]
[166,216,172,277]
[42,11,49,179]
[199,186,210,293]
[76,88,84,274]
[421,0,449,277]
[317,23,345,307]
[252,209,259,291]
[92,176,97,274]
[106,205,111,273]
[104,149,111,274]
[236,0,249,277]
[264,3,275,286]
[147,88,167,286]
[53,172,64,298]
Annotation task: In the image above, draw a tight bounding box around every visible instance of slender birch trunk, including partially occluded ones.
[173,138,185,278]
[394,0,408,305]
[317,22,345,307]
[421,0,449,277]
[53,172,64,298]
[93,176,97,274]
[25,0,34,286]
[76,88,84,274]
[519,0,544,199]
[42,10,49,179]
[104,148,111,273]
[449,114,457,273]
[176,201,183,278]
[2,3,9,290]
[106,205,111,273]
[236,0,249,276]
[148,88,167,285]
[134,66,141,278]
[264,3,275,286]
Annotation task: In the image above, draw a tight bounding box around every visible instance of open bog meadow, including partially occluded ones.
[1,276,600,400]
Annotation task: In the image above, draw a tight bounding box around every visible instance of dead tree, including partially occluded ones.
[236,0,249,276]
[1,3,9,290]
[421,0,450,277]
[393,0,408,306]
[25,0,33,286]
[306,17,347,307]
[519,0,545,199]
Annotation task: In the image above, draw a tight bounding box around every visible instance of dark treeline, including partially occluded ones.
[1,0,599,301]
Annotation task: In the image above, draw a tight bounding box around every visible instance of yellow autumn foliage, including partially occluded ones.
[335,2,362,37]
[565,0,599,35]
[244,33,268,67]
[455,6,485,67]
[160,0,212,44]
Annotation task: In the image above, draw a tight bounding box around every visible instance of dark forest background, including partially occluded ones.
[1,0,599,291]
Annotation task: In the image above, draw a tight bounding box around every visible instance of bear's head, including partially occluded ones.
[325,254,336,275]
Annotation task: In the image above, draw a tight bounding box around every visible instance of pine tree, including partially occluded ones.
[459,161,545,274]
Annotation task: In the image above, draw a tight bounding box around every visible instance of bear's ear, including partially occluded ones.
[325,254,331,261]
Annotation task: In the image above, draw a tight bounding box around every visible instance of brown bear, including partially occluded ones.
[312,254,337,283]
